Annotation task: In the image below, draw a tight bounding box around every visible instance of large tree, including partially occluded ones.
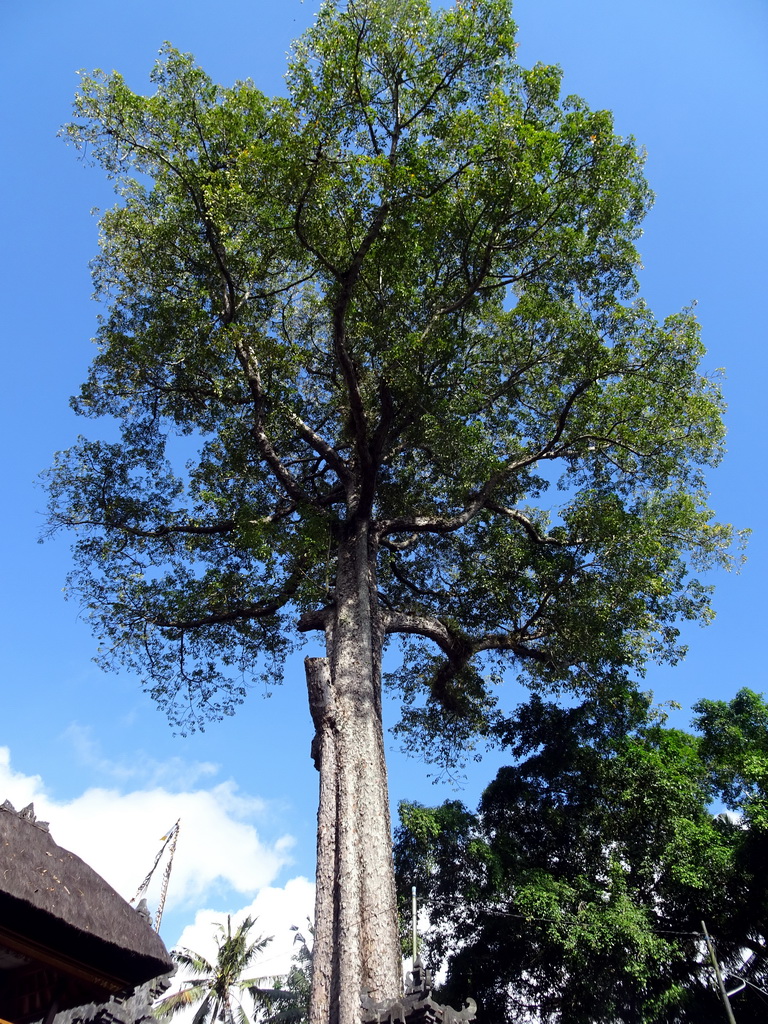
[46,1,737,1021]
[395,691,768,1023]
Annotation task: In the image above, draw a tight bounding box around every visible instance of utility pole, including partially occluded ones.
[702,920,737,1024]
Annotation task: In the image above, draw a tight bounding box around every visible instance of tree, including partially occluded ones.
[395,692,768,1022]
[692,688,768,1009]
[253,924,313,1024]
[155,915,272,1024]
[45,1,738,1021]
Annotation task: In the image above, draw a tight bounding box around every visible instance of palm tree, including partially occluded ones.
[154,915,273,1024]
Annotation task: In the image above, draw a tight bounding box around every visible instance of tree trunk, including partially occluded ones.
[305,520,401,1024]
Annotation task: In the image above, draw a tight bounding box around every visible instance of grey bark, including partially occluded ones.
[305,520,401,1024]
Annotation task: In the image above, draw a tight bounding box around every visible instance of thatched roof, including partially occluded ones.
[0,800,173,1023]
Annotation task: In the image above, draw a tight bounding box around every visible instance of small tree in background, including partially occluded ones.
[47,0,740,1019]
[252,925,313,1024]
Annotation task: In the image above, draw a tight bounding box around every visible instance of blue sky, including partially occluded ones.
[0,0,766,972]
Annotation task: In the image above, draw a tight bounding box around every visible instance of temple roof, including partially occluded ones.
[0,801,173,1024]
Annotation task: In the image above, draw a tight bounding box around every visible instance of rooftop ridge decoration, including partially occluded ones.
[1,799,50,832]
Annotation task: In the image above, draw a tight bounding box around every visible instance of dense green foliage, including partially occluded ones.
[395,690,768,1022]
[45,0,737,747]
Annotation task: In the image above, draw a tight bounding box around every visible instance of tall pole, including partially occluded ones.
[412,886,418,964]
[702,920,737,1024]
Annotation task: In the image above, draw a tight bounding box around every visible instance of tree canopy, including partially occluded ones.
[395,690,768,1022]
[47,0,735,745]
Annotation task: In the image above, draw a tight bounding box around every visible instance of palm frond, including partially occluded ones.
[240,975,286,993]
[248,984,286,1002]
[154,985,208,1020]
[174,946,215,974]
[234,1003,251,1024]
[190,993,213,1024]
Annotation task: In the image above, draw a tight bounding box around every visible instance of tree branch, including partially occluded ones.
[297,607,333,633]
[293,151,343,278]
[380,533,418,552]
[379,378,599,538]
[151,594,287,631]
[290,412,350,486]
[50,515,237,539]
[484,502,576,546]
[383,611,458,657]
[385,611,552,665]
[231,336,318,507]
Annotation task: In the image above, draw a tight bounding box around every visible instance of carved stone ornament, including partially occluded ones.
[40,971,174,1024]
[361,957,477,1024]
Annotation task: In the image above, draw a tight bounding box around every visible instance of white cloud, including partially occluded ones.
[0,746,296,911]
[63,722,221,789]
[0,747,44,808]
